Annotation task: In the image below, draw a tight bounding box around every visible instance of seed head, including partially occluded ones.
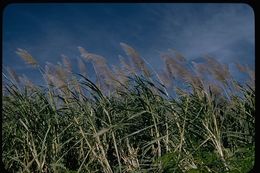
[16,48,38,67]
[61,54,72,72]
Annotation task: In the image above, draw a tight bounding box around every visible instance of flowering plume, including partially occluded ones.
[120,43,150,77]
[16,48,38,67]
[44,62,68,89]
[203,56,231,84]
[118,55,136,75]
[78,46,116,90]
[161,53,192,82]
[78,58,88,77]
[61,54,72,72]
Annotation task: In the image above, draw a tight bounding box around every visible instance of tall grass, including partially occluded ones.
[2,43,255,172]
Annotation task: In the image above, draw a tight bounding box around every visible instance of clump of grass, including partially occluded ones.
[2,43,255,172]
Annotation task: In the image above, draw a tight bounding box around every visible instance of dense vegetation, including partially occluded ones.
[2,43,255,172]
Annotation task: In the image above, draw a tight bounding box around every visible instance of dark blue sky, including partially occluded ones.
[3,3,254,85]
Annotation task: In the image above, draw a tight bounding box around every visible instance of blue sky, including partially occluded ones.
[3,3,254,85]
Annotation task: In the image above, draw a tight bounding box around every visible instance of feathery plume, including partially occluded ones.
[111,64,128,88]
[192,61,209,76]
[78,46,89,59]
[78,46,105,63]
[235,63,255,85]
[235,63,247,73]
[190,75,204,90]
[118,55,136,75]
[78,46,116,91]
[168,49,187,63]
[61,54,72,72]
[56,64,69,82]
[120,42,151,77]
[158,70,172,88]
[203,56,231,83]
[44,62,68,89]
[16,48,38,67]
[161,53,192,82]
[120,43,141,65]
[78,58,88,77]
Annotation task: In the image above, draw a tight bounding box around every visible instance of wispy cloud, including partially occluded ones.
[157,4,254,62]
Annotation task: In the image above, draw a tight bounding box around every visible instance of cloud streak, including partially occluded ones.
[157,4,254,63]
